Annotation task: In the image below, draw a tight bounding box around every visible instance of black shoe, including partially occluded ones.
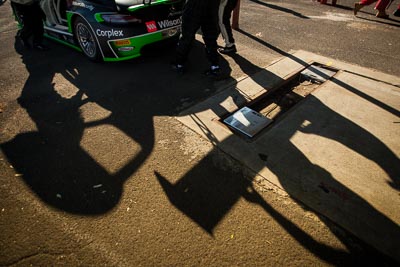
[33,43,50,51]
[204,65,221,77]
[218,45,237,55]
[171,62,185,74]
[394,9,400,17]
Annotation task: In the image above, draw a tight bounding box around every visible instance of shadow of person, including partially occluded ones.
[155,49,400,263]
[154,52,268,234]
[248,0,310,19]
[1,36,235,215]
[154,54,355,263]
[153,151,356,263]
[230,52,286,86]
[2,40,126,214]
[260,94,400,259]
[297,91,399,190]
[356,15,400,27]
[155,164,251,234]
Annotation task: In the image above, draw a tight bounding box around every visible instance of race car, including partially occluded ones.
[13,0,184,61]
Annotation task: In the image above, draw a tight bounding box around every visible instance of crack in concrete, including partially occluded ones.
[2,241,95,267]
[3,251,66,267]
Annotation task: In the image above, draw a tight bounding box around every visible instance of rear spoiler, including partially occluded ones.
[115,0,181,11]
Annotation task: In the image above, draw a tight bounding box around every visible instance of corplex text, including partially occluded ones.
[96,29,124,38]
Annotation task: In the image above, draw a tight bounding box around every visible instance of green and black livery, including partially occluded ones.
[14,0,184,61]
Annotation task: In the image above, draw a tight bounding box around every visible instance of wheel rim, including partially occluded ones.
[76,23,97,58]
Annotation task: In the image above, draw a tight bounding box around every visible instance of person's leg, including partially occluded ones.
[218,0,235,47]
[13,3,33,47]
[31,3,45,46]
[218,0,229,44]
[202,32,219,69]
[174,8,201,67]
[394,4,400,16]
[354,0,377,15]
[374,0,390,17]
[218,0,238,53]
[201,12,220,67]
[201,2,221,75]
[171,2,200,74]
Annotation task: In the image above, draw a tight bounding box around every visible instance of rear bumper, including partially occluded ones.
[103,26,180,61]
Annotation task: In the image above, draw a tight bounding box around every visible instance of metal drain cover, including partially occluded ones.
[223,106,272,138]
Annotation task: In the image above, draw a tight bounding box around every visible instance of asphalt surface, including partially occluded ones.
[0,0,399,266]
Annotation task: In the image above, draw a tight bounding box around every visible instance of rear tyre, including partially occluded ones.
[74,16,101,61]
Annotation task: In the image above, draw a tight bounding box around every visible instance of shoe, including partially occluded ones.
[376,11,389,19]
[354,3,363,16]
[218,45,237,55]
[171,62,185,74]
[394,9,400,17]
[33,43,50,51]
[204,65,221,77]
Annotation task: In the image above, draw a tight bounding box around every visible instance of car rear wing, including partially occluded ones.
[115,0,181,11]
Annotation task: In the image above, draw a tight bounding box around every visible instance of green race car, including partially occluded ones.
[13,0,183,61]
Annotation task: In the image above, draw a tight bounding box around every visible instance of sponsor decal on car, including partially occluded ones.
[96,29,124,38]
[146,21,157,33]
[157,18,181,29]
[72,1,94,11]
[145,18,181,33]
[115,40,131,46]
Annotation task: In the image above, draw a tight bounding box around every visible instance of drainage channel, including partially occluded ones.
[222,63,338,139]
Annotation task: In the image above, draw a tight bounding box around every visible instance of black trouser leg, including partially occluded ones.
[175,11,201,65]
[201,9,220,66]
[29,4,44,45]
[12,3,32,42]
[13,3,44,44]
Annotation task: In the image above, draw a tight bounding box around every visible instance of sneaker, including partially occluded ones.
[171,62,185,74]
[204,65,221,77]
[33,43,50,51]
[218,45,237,55]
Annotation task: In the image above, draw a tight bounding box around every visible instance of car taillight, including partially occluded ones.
[101,14,142,24]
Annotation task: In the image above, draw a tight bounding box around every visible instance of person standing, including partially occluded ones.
[172,0,221,76]
[218,0,239,54]
[354,0,390,18]
[11,0,49,50]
